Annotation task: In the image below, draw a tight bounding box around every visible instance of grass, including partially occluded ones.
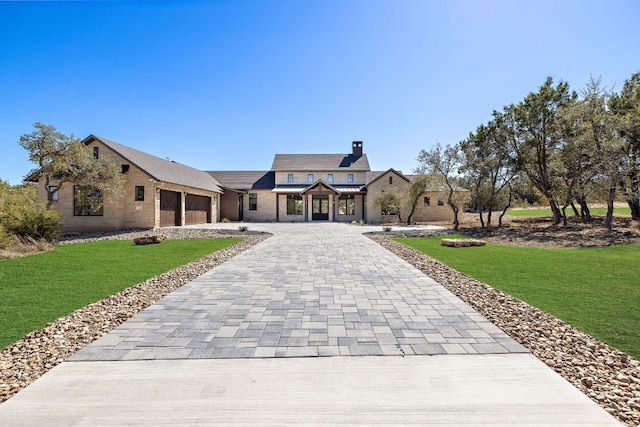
[396,234,640,359]
[0,238,240,349]
[506,206,632,217]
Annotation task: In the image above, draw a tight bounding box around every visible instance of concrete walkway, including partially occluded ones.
[0,223,620,425]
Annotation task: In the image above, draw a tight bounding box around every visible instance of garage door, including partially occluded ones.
[160,190,181,227]
[185,194,211,225]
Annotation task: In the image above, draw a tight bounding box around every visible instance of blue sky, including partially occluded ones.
[1,0,639,185]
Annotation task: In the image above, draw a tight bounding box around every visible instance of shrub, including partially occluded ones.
[0,224,14,249]
[238,225,249,232]
[221,217,230,223]
[0,181,61,241]
[382,226,393,232]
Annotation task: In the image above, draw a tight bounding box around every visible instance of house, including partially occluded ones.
[209,141,453,224]
[30,138,454,231]
[31,135,223,232]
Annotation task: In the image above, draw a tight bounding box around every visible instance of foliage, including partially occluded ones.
[0,238,241,348]
[396,235,640,359]
[238,225,248,232]
[370,187,403,223]
[415,144,465,230]
[418,71,640,229]
[0,179,60,241]
[403,174,435,225]
[459,115,516,228]
[609,72,640,220]
[19,123,124,211]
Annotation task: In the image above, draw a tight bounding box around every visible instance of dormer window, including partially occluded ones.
[288,174,294,183]
[347,174,353,183]
[327,174,334,183]
[307,174,314,183]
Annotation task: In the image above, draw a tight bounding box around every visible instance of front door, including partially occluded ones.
[312,195,329,220]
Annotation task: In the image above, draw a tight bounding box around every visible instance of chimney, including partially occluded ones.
[352,141,363,157]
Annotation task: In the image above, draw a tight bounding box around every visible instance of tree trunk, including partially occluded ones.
[407,201,418,225]
[570,201,579,216]
[478,208,485,229]
[604,186,616,230]
[577,197,591,221]
[561,205,568,227]
[486,208,493,228]
[549,198,563,225]
[452,207,459,230]
[498,185,514,227]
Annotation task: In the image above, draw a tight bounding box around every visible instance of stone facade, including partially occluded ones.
[33,137,458,231]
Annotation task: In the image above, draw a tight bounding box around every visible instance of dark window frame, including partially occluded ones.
[48,185,59,202]
[388,176,393,184]
[286,194,303,215]
[347,174,354,183]
[93,146,99,159]
[338,195,355,215]
[249,193,257,211]
[424,196,431,206]
[327,174,334,183]
[437,199,445,206]
[74,185,104,216]
[307,174,314,183]
[135,185,145,201]
[287,174,294,183]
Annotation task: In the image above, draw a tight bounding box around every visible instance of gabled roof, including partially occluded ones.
[364,168,410,187]
[300,179,341,195]
[207,171,275,190]
[271,153,370,171]
[86,135,222,193]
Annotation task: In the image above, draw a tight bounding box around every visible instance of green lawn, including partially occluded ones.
[0,238,240,349]
[396,234,640,359]
[506,206,631,217]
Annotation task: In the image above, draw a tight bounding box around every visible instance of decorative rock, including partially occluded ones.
[133,235,165,245]
[441,238,486,247]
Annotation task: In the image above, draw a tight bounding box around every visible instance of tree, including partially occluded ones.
[561,77,624,229]
[371,187,403,223]
[404,174,434,225]
[459,114,516,229]
[610,72,640,220]
[19,123,124,210]
[415,143,464,230]
[505,77,577,225]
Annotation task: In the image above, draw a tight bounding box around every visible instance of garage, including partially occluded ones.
[185,194,211,225]
[160,190,181,227]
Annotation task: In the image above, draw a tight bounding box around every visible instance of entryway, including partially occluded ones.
[312,195,329,220]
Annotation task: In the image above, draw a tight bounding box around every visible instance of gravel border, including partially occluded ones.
[368,234,640,426]
[1,229,639,425]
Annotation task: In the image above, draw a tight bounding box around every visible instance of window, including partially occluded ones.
[438,199,445,206]
[249,193,257,210]
[338,195,355,215]
[93,146,99,159]
[388,176,393,184]
[48,186,59,202]
[121,164,130,173]
[135,186,145,201]
[286,195,303,215]
[327,174,334,183]
[307,174,314,183]
[288,174,294,183]
[424,196,431,206]
[347,174,354,183]
[74,186,103,216]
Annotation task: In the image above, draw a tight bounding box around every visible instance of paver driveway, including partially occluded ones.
[69,223,527,361]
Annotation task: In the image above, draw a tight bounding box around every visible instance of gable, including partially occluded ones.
[86,135,222,193]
